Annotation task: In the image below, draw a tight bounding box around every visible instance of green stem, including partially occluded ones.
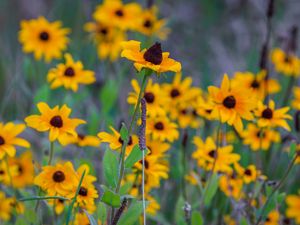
[48,141,54,165]
[255,154,298,225]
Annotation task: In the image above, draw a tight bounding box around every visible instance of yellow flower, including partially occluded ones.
[0,160,16,184]
[121,40,181,73]
[192,137,240,173]
[0,191,13,221]
[59,132,100,147]
[242,123,280,151]
[48,198,68,215]
[128,79,169,117]
[185,171,199,186]
[19,16,70,62]
[93,0,142,30]
[84,21,126,61]
[34,161,78,196]
[8,151,34,188]
[136,6,170,40]
[264,210,280,225]
[292,87,300,110]
[224,215,237,225]
[271,48,300,77]
[0,122,30,159]
[146,195,160,216]
[286,193,300,224]
[234,163,257,184]
[146,136,170,158]
[47,54,95,92]
[219,174,243,200]
[25,102,86,143]
[98,126,138,155]
[146,116,179,142]
[231,70,280,100]
[208,74,256,132]
[8,197,25,215]
[255,100,292,131]
[73,212,91,225]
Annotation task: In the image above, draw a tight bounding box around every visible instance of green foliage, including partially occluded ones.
[118,200,145,225]
[97,202,107,224]
[100,186,121,208]
[103,149,119,188]
[203,173,219,207]
[191,211,203,225]
[125,144,147,168]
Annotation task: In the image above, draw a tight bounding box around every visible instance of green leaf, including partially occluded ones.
[24,209,37,223]
[84,210,98,225]
[97,202,107,224]
[120,122,129,141]
[277,192,286,204]
[118,201,145,225]
[204,173,219,206]
[103,149,119,188]
[15,217,28,225]
[240,216,249,225]
[175,195,187,225]
[125,145,148,168]
[101,187,121,208]
[191,211,203,225]
[289,142,297,158]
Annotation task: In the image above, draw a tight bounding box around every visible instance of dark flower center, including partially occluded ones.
[265,217,270,222]
[251,80,260,88]
[223,96,236,109]
[39,31,50,41]
[115,9,124,17]
[144,92,155,103]
[79,187,88,196]
[0,136,5,145]
[52,171,65,182]
[18,165,23,174]
[262,108,273,119]
[284,56,291,63]
[256,131,265,138]
[78,134,85,140]
[143,19,152,28]
[208,150,217,158]
[283,218,291,224]
[64,67,75,77]
[154,122,164,130]
[118,136,133,146]
[244,169,252,176]
[139,159,149,169]
[58,199,64,203]
[181,109,187,115]
[50,116,63,128]
[143,42,163,65]
[99,28,108,35]
[0,170,4,175]
[192,109,198,116]
[170,89,180,98]
[206,109,212,114]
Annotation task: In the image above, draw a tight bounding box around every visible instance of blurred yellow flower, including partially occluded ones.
[264,210,280,225]
[242,123,280,151]
[234,163,257,184]
[255,100,292,131]
[292,87,300,110]
[47,54,95,92]
[73,212,91,225]
[121,40,181,73]
[219,174,243,200]
[0,191,14,221]
[48,198,68,215]
[0,122,30,159]
[146,195,160,216]
[208,74,256,132]
[25,102,86,143]
[59,132,100,147]
[19,16,70,62]
[271,48,300,77]
[286,193,300,224]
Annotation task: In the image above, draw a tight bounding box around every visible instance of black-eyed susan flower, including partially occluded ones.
[242,123,280,151]
[0,122,30,159]
[48,198,68,215]
[19,16,70,62]
[128,79,169,117]
[172,102,202,129]
[0,191,13,221]
[7,197,25,215]
[146,136,170,157]
[192,137,240,173]
[8,151,34,188]
[147,116,179,142]
[93,0,142,31]
[292,87,300,110]
[231,70,280,100]
[0,160,14,185]
[34,161,78,196]
[146,195,160,216]
[234,163,257,184]
[219,174,243,200]
[47,54,96,92]
[98,126,138,155]
[59,132,100,147]
[121,40,181,74]
[264,210,280,225]
[73,212,91,225]
[136,6,170,40]
[84,21,126,61]
[271,48,300,77]
[255,100,292,131]
[25,102,86,143]
[285,192,300,224]
[208,74,256,132]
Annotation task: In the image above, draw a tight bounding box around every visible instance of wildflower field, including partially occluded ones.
[1,0,300,224]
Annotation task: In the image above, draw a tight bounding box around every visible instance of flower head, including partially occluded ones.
[121,40,181,74]
[0,122,30,159]
[286,193,300,224]
[19,16,70,62]
[47,54,95,92]
[25,102,86,143]
[208,74,256,132]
